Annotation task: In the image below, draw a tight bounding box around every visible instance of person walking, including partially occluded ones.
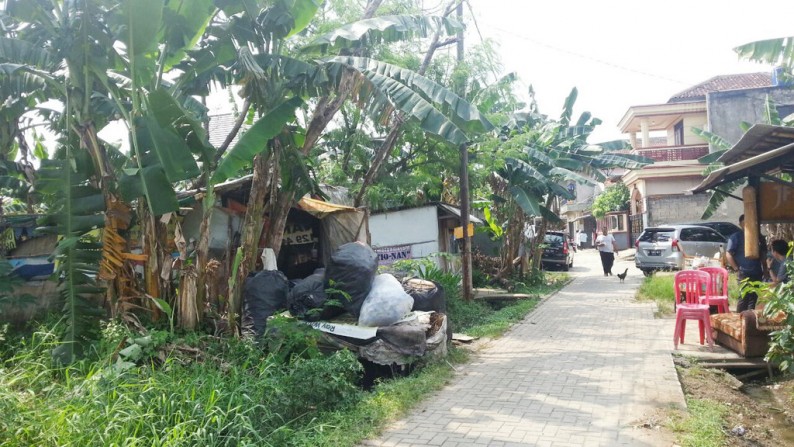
[595,228,619,276]
[726,214,765,311]
[577,229,588,249]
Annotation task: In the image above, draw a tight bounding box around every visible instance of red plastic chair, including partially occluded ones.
[673,270,714,349]
[698,266,730,314]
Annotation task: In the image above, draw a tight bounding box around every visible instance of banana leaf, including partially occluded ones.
[212,97,304,184]
[37,158,104,365]
[328,56,493,135]
[303,15,461,54]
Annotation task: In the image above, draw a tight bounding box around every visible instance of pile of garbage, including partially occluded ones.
[241,242,448,364]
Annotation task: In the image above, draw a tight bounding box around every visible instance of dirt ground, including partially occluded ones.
[673,356,794,446]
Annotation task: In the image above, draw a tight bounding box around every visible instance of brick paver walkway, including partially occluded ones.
[362,250,685,446]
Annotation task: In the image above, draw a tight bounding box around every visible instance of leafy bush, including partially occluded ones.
[280,350,363,417]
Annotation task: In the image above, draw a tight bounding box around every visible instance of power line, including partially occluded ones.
[481,23,692,87]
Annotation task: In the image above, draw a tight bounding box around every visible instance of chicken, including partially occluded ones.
[617,268,629,283]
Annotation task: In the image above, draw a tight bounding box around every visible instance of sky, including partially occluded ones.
[463,0,794,143]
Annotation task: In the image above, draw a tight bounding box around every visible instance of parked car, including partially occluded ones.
[541,231,574,271]
[678,221,741,238]
[635,225,727,276]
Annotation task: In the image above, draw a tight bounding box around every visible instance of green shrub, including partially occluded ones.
[280,350,363,418]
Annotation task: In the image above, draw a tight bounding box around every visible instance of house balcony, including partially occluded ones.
[631,144,709,162]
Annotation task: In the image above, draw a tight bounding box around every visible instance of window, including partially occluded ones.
[701,229,726,243]
[776,104,794,121]
[674,120,684,146]
[609,215,625,232]
[639,229,674,243]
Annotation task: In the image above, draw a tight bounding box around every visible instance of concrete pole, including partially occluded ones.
[640,119,650,148]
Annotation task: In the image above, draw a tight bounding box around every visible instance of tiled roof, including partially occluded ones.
[208,113,249,148]
[667,72,773,103]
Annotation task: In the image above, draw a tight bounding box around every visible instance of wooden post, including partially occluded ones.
[743,182,760,259]
[460,143,473,301]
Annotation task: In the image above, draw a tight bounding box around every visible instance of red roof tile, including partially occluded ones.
[667,72,772,103]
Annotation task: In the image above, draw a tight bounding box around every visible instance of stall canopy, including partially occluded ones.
[691,124,794,194]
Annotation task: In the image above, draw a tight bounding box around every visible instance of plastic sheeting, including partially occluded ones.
[318,312,448,366]
[320,210,368,267]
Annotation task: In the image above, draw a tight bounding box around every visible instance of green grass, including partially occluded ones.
[668,398,728,447]
[637,273,677,316]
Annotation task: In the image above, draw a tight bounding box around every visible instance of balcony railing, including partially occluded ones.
[631,144,709,162]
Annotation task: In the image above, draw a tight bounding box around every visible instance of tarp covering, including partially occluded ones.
[297,196,358,218]
[317,311,448,365]
[320,210,369,266]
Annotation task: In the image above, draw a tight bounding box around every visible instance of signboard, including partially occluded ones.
[374,244,412,265]
[453,223,474,239]
[283,224,314,246]
[759,182,794,223]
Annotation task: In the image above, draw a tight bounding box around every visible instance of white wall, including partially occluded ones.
[369,205,440,259]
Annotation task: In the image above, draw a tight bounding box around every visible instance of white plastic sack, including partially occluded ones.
[358,274,414,327]
[261,248,277,271]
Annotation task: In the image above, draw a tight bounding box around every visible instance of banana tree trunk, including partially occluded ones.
[228,153,272,327]
[529,196,555,272]
[263,188,294,258]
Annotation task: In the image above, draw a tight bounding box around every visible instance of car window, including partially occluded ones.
[716,224,738,237]
[680,227,726,242]
[679,228,702,241]
[639,230,674,243]
[701,229,727,243]
[544,233,564,247]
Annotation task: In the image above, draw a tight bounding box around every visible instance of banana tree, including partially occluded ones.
[2,0,219,340]
[180,2,492,333]
[489,87,652,274]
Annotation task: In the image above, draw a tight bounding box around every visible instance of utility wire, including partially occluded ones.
[481,23,691,87]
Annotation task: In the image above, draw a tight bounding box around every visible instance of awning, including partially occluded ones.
[718,124,794,165]
[296,196,359,218]
[691,140,794,193]
[437,203,483,224]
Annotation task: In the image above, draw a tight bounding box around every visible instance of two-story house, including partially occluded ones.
[617,72,794,239]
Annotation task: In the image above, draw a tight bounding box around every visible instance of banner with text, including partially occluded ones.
[374,244,412,265]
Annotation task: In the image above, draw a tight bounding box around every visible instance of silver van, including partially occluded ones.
[635,225,727,276]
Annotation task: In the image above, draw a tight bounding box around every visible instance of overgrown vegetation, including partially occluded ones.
[0,260,568,446]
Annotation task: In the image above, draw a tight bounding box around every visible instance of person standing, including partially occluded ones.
[595,228,619,276]
[577,229,588,249]
[726,215,765,312]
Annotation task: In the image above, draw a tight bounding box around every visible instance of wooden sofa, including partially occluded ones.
[710,310,784,358]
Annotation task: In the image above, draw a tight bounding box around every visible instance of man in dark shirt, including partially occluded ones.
[725,215,765,311]
[767,239,791,286]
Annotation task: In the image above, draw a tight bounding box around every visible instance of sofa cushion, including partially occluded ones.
[755,309,786,331]
[710,313,743,340]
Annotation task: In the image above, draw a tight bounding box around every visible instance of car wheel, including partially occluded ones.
[568,260,573,268]
[642,269,653,277]
[562,263,569,271]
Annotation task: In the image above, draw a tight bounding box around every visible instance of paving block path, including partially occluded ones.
[362,251,686,447]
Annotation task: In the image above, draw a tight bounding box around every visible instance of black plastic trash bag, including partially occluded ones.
[324,242,378,318]
[242,270,289,337]
[402,278,446,313]
[288,269,344,321]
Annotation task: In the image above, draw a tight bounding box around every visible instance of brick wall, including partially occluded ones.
[646,194,711,227]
